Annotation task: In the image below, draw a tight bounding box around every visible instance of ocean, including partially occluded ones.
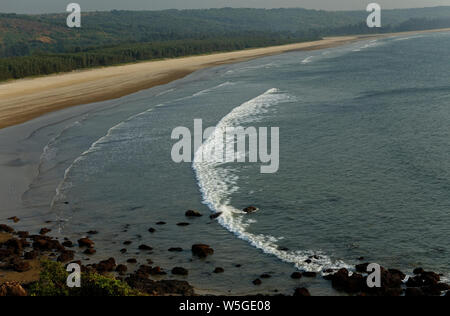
[18,31,450,295]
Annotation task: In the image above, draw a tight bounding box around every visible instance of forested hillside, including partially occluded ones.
[0,7,449,81]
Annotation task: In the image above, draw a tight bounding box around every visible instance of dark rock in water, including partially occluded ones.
[214,267,225,274]
[260,273,271,279]
[291,272,303,279]
[388,269,406,281]
[127,258,137,264]
[358,257,365,261]
[57,250,75,262]
[210,212,222,220]
[303,272,317,278]
[293,288,311,297]
[16,231,29,239]
[148,228,156,233]
[235,264,242,268]
[39,228,51,235]
[123,241,132,245]
[78,238,94,248]
[126,274,195,296]
[0,224,14,233]
[156,221,166,225]
[83,248,96,255]
[168,247,183,252]
[149,266,167,276]
[413,267,425,275]
[62,240,73,248]
[176,223,190,227]
[243,206,258,213]
[172,267,189,276]
[96,258,116,272]
[116,264,128,274]
[138,244,153,251]
[407,271,440,287]
[192,244,214,258]
[120,248,127,254]
[8,217,20,223]
[355,263,370,273]
[405,287,425,297]
[252,279,262,286]
[185,210,202,217]
[304,259,312,264]
[330,269,365,293]
[87,231,98,235]
[278,247,289,251]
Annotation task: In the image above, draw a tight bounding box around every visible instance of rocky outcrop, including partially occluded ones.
[0,282,27,296]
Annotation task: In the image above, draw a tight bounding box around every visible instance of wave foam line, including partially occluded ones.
[193,88,351,272]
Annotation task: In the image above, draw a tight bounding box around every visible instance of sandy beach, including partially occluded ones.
[1,28,450,130]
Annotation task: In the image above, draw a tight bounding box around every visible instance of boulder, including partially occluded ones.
[116,264,128,274]
[7,217,20,223]
[0,224,14,233]
[293,287,311,297]
[192,244,214,258]
[172,267,189,276]
[185,210,202,217]
[291,272,302,279]
[210,212,222,220]
[243,206,258,213]
[252,279,262,286]
[78,238,94,248]
[84,248,96,255]
[39,228,51,235]
[214,267,225,274]
[138,244,153,251]
[96,258,116,272]
[57,250,75,262]
[168,247,183,252]
[303,272,317,278]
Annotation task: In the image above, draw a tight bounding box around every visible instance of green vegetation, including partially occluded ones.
[28,260,142,296]
[1,7,450,81]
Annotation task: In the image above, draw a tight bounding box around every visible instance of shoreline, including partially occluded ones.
[1,27,449,130]
[1,28,450,296]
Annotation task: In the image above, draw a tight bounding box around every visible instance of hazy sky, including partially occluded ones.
[2,0,450,14]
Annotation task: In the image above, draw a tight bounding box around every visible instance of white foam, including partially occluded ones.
[193,81,235,97]
[302,56,314,64]
[193,88,351,272]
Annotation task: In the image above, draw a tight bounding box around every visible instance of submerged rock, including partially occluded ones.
[185,210,202,217]
[210,212,222,220]
[172,267,189,276]
[214,267,225,274]
[291,272,302,279]
[191,244,214,258]
[78,238,94,248]
[243,206,258,213]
